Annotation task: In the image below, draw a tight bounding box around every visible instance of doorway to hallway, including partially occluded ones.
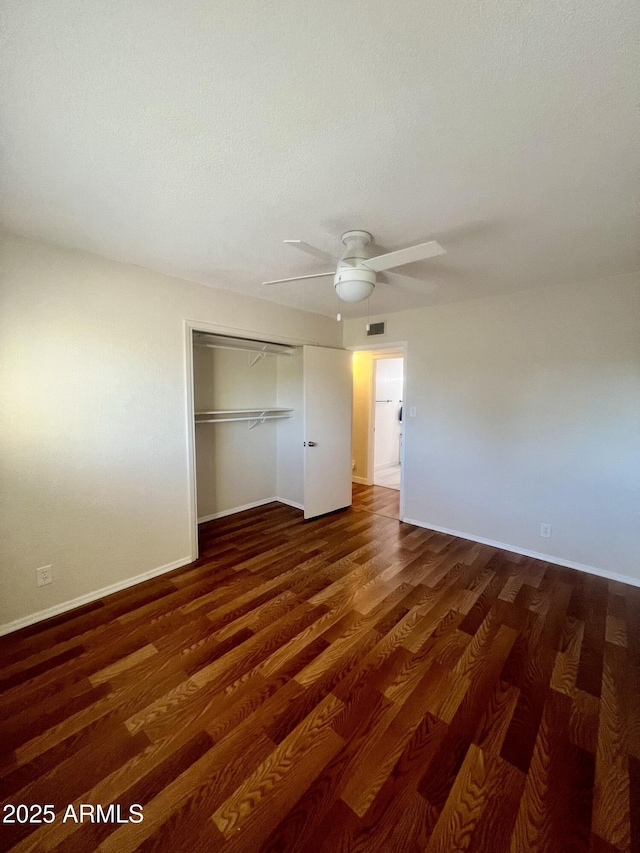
[350,344,406,520]
[373,356,403,490]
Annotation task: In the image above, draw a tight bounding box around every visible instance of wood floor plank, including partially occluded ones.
[472,677,521,758]
[259,688,410,852]
[551,617,585,696]
[46,731,214,853]
[592,642,632,852]
[0,491,637,853]
[450,623,518,744]
[212,695,344,848]
[95,729,277,853]
[416,727,471,810]
[500,644,556,774]
[466,755,525,853]
[0,724,150,850]
[569,688,600,755]
[575,576,608,698]
[509,688,595,853]
[331,710,448,852]
[423,743,491,852]
[8,665,187,772]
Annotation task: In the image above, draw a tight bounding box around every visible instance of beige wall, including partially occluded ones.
[345,274,640,583]
[0,233,341,630]
[351,351,374,484]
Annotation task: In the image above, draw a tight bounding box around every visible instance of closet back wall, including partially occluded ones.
[194,346,278,521]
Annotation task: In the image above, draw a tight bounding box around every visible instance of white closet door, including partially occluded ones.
[303,346,352,519]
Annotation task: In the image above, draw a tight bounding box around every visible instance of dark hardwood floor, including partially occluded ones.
[352,482,400,519]
[1,496,638,852]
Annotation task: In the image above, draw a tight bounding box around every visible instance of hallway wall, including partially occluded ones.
[374,357,403,470]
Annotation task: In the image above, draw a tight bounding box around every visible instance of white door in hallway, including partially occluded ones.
[303,346,352,519]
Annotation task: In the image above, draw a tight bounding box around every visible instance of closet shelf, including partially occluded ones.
[193,333,295,361]
[195,408,294,415]
[195,407,294,429]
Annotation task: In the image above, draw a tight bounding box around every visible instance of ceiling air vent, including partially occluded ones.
[366,321,386,337]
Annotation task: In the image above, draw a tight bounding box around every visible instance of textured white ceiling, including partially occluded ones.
[1,0,639,318]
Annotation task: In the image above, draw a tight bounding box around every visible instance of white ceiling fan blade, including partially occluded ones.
[363,240,445,272]
[263,271,335,285]
[283,240,338,264]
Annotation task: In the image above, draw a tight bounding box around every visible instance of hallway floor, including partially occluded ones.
[374,464,401,490]
[352,482,400,519]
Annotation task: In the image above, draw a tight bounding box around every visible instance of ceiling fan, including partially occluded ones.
[263,230,446,304]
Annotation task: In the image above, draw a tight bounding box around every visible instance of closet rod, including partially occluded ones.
[194,342,294,357]
[195,408,293,415]
[195,413,293,425]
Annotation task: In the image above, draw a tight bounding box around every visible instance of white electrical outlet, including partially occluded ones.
[36,565,53,586]
[409,406,417,417]
[540,523,552,539]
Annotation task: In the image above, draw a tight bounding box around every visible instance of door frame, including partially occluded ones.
[347,341,408,519]
[184,319,318,561]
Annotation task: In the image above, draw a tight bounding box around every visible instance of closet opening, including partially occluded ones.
[186,324,353,560]
[190,330,304,559]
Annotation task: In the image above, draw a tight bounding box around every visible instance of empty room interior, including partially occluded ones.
[0,1,639,851]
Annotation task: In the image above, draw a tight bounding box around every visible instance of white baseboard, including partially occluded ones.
[198,496,305,524]
[401,517,640,589]
[1,496,306,638]
[198,498,278,524]
[7,510,636,638]
[0,556,193,638]
[352,476,373,486]
[276,497,304,511]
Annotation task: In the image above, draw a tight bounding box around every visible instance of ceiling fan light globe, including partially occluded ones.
[334,268,376,302]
